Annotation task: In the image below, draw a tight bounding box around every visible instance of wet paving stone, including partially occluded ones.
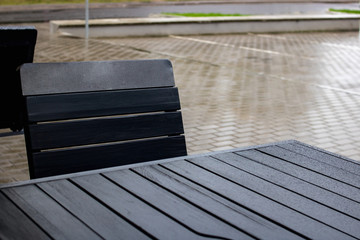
[1,22,360,183]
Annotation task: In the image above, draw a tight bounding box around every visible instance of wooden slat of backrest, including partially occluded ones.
[30,136,187,178]
[25,88,180,122]
[28,112,184,150]
[20,59,174,96]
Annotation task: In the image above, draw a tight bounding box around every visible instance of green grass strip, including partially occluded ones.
[329,8,360,14]
[0,0,187,5]
[1,0,238,5]
[162,12,250,17]
[0,0,138,5]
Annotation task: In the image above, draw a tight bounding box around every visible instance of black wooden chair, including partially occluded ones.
[0,26,37,132]
[20,59,187,179]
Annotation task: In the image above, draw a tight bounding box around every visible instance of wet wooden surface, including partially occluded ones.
[1,140,359,239]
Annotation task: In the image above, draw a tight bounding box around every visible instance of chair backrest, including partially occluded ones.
[0,26,37,131]
[20,59,187,179]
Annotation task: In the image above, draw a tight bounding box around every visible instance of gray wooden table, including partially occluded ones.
[1,140,360,240]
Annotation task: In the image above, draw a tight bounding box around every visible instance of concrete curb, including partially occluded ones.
[0,1,358,12]
[50,14,360,38]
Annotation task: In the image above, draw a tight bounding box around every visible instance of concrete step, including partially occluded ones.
[50,14,360,38]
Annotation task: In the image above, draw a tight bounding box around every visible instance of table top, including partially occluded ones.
[1,140,360,240]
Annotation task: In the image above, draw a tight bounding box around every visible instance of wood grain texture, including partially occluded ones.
[2,185,101,239]
[133,165,304,240]
[280,142,360,175]
[0,191,49,240]
[163,159,355,240]
[213,152,360,220]
[237,149,360,203]
[259,146,360,188]
[1,141,360,239]
[191,155,360,238]
[37,179,150,239]
[72,174,210,240]
[104,169,253,240]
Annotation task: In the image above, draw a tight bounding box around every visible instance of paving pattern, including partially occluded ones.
[1,22,360,183]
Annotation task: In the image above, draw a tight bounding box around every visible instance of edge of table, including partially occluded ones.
[1,139,357,189]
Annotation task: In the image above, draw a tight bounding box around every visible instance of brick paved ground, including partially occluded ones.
[1,22,360,183]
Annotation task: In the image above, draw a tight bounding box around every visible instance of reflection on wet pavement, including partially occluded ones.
[1,22,359,183]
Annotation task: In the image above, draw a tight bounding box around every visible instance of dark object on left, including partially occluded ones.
[0,26,37,132]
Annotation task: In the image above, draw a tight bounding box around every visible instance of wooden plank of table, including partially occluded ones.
[71,173,212,240]
[104,169,254,240]
[0,192,50,240]
[237,149,360,203]
[2,185,101,240]
[37,179,151,239]
[259,145,360,188]
[212,152,360,220]
[133,165,305,240]
[163,159,356,240]
[280,141,360,175]
[191,155,360,238]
